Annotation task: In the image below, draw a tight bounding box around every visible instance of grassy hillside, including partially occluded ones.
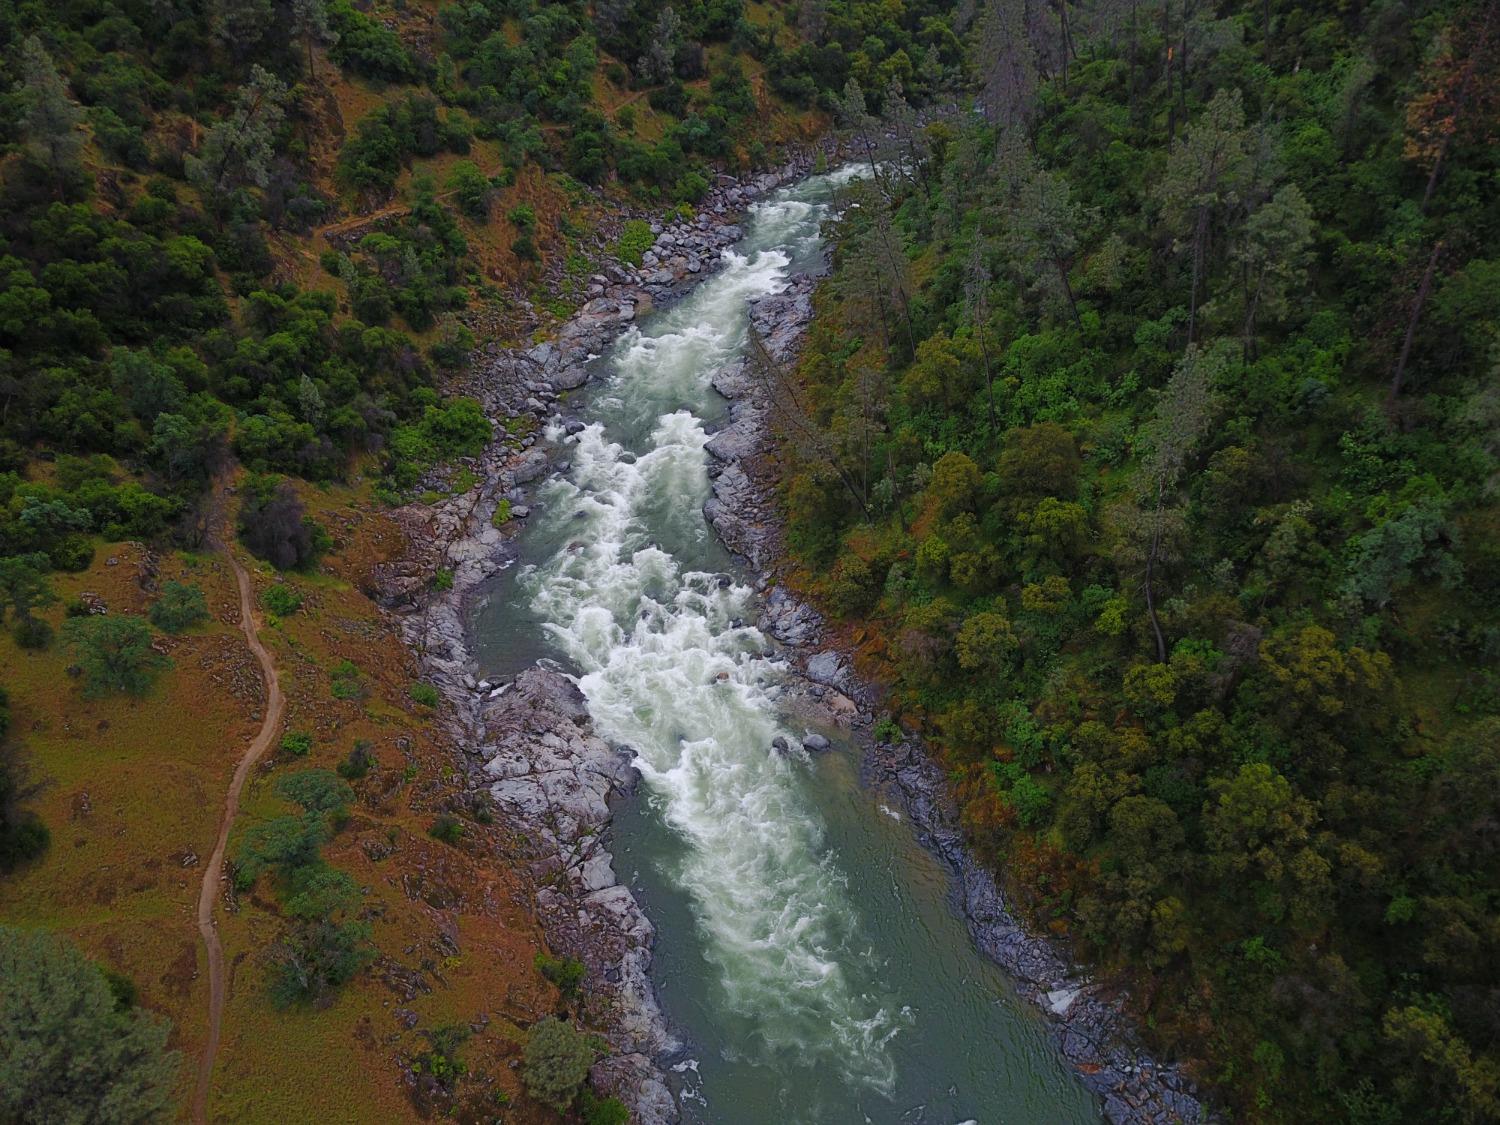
[774,1,1500,1121]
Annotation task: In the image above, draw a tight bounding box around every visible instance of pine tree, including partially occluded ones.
[15,37,84,192]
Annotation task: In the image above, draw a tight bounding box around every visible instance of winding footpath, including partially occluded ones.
[191,520,285,1124]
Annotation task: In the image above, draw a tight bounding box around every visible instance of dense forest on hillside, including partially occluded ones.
[0,1,961,1119]
[778,1,1500,1120]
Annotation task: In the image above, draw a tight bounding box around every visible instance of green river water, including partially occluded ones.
[470,168,1100,1125]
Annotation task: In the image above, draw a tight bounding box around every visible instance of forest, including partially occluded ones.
[0,0,964,1119]
[3,0,1498,1120]
[771,0,1500,1121]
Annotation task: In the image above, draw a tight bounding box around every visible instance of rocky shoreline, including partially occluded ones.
[706,278,1212,1125]
[370,153,830,1123]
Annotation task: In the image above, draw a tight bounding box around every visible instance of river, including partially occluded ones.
[471,168,1099,1125]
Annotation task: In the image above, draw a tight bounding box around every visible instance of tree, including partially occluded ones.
[238,476,329,570]
[270,865,373,1006]
[521,1017,599,1112]
[291,0,338,79]
[639,5,681,83]
[971,0,1039,127]
[0,553,57,624]
[1154,88,1251,345]
[15,37,85,192]
[185,65,290,206]
[61,616,171,698]
[0,686,49,872]
[0,926,178,1124]
[1006,166,1086,328]
[1387,5,1500,403]
[963,237,998,435]
[1124,343,1225,660]
[998,422,1082,499]
[446,160,491,219]
[955,611,1019,672]
[1233,183,1314,358]
[928,451,982,516]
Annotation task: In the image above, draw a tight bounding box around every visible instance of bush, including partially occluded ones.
[330,660,365,701]
[262,583,303,617]
[0,927,178,1122]
[428,814,464,844]
[429,321,475,370]
[280,731,313,757]
[149,581,208,633]
[492,499,512,526]
[337,743,375,780]
[446,160,492,219]
[535,951,585,997]
[409,682,439,708]
[61,616,170,698]
[521,1017,599,1112]
[615,219,654,266]
[11,617,52,650]
[268,866,375,1007]
[275,770,353,818]
[581,1090,631,1125]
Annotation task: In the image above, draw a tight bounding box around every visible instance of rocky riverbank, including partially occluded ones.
[369,152,831,1123]
[704,277,1212,1124]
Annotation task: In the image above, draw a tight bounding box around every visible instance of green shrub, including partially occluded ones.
[535,951,586,997]
[262,583,303,617]
[432,568,454,591]
[492,499,512,527]
[337,743,375,780]
[12,617,52,650]
[581,1090,631,1125]
[280,731,313,757]
[149,581,208,633]
[410,1024,470,1091]
[329,660,364,701]
[615,219,654,266]
[428,814,464,844]
[446,160,492,219]
[275,770,354,818]
[409,682,439,708]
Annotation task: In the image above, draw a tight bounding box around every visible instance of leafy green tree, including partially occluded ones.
[269,865,374,1006]
[61,615,170,698]
[0,926,178,1124]
[955,611,1018,673]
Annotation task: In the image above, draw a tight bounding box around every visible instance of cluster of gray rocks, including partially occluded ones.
[374,147,1210,1123]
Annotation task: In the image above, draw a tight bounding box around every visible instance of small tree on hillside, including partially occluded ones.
[62,615,171,698]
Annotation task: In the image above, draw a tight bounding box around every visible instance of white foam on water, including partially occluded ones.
[517,170,906,1095]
